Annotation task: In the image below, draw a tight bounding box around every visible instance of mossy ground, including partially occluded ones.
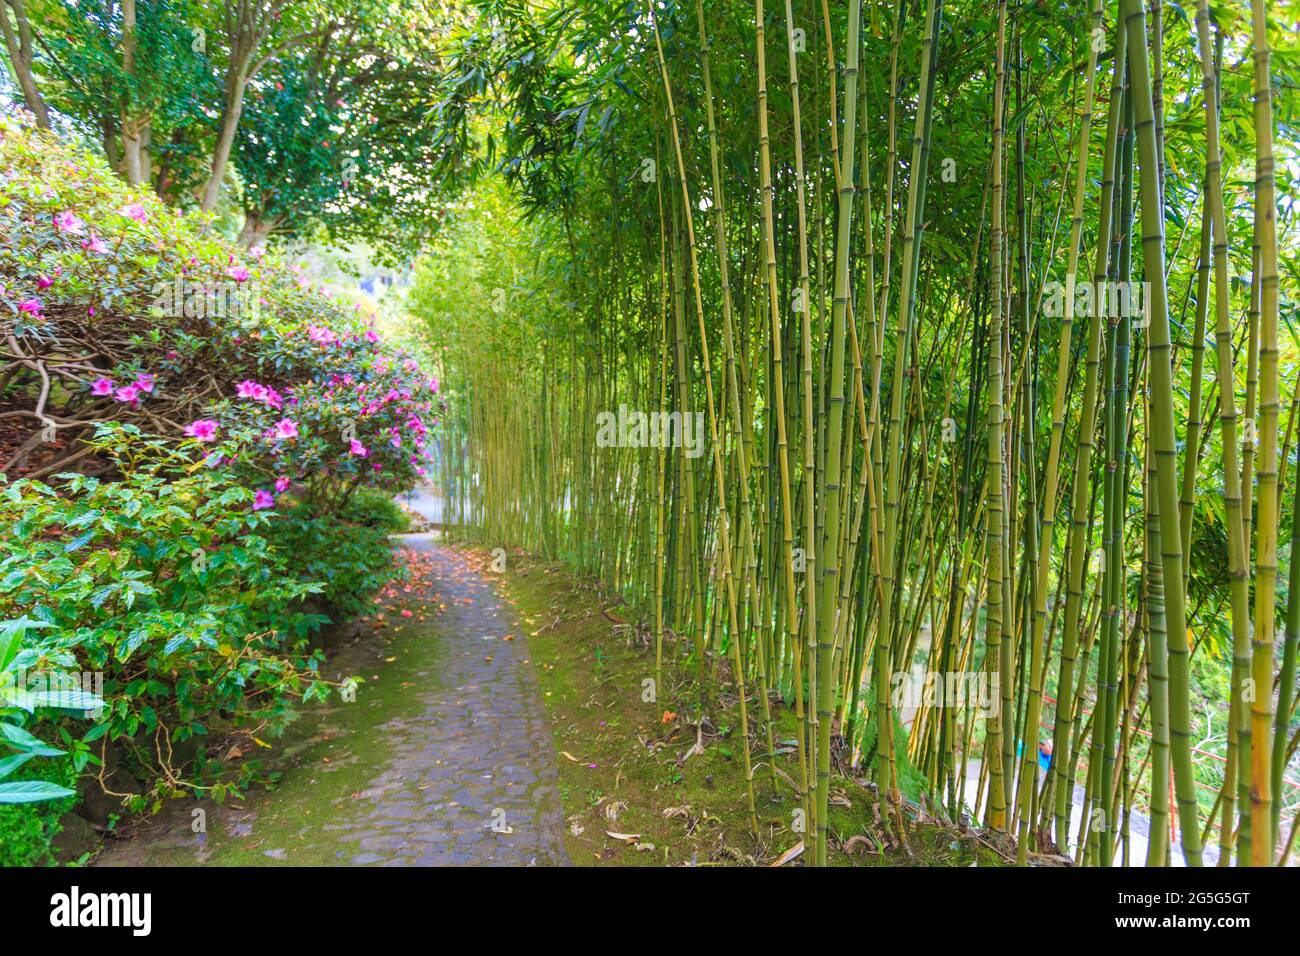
[488,547,1008,868]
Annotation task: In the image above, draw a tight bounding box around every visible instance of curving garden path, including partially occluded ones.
[94,492,568,867]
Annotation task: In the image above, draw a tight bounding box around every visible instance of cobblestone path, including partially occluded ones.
[95,520,568,867]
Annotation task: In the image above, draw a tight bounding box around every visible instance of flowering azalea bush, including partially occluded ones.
[196,332,442,515]
[0,110,440,855]
[0,109,441,500]
[0,429,360,809]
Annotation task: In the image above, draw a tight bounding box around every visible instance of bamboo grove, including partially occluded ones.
[412,0,1299,865]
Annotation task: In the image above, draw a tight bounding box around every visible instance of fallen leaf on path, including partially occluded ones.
[605,831,641,842]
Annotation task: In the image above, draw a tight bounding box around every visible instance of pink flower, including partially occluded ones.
[36,275,53,289]
[82,234,109,254]
[273,418,298,440]
[18,298,42,314]
[237,380,266,400]
[90,377,114,396]
[275,476,291,493]
[121,203,148,223]
[365,329,380,343]
[53,211,85,234]
[307,325,336,345]
[252,489,275,511]
[429,377,440,393]
[263,387,283,409]
[185,419,219,442]
[115,384,140,403]
[134,373,155,393]
[228,266,250,283]
[349,439,368,457]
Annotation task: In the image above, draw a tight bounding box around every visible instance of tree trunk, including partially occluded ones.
[120,121,151,187]
[201,73,250,212]
[237,214,278,249]
[1,0,51,129]
[117,0,152,187]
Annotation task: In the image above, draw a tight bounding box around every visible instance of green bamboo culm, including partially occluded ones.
[1120,0,1202,866]
[983,0,1010,834]
[812,0,863,870]
[1246,0,1281,868]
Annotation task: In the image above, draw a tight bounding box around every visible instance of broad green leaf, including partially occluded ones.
[0,721,66,756]
[0,751,36,780]
[0,780,76,804]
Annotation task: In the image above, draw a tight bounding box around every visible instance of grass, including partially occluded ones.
[481,545,1012,867]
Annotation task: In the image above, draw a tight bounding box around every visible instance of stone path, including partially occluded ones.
[94,511,568,866]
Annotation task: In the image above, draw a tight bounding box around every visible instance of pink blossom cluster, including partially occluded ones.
[185,419,219,442]
[90,372,156,406]
[236,379,284,409]
[307,325,337,346]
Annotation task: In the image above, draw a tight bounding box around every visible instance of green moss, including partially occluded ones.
[92,616,450,867]
[492,548,1000,867]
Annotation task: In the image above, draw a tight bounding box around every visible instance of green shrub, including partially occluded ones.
[267,507,399,620]
[0,428,356,807]
[341,487,412,534]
